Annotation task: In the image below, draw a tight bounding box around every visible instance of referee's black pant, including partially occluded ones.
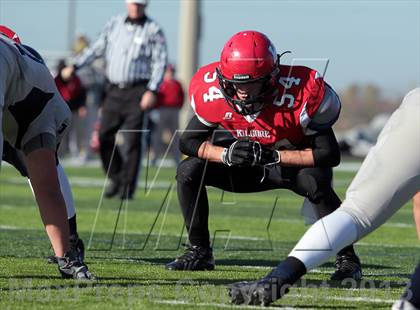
[99,83,147,196]
[177,156,342,248]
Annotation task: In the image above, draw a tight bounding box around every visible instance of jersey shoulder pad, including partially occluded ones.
[279,65,323,88]
[189,62,227,127]
[281,65,325,116]
[307,83,341,132]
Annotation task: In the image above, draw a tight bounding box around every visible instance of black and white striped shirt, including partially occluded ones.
[74,14,167,92]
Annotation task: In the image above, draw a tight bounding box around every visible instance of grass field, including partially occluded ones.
[0,162,418,309]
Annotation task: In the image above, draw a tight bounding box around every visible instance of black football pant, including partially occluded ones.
[99,83,147,195]
[177,156,352,255]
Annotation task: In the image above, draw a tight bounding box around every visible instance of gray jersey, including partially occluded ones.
[341,88,420,239]
[0,35,71,156]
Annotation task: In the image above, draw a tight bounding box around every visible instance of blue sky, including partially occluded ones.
[1,0,419,95]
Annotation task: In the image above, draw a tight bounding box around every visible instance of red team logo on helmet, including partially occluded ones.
[216,30,280,115]
[0,25,21,44]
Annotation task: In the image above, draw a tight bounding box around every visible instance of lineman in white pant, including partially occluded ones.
[228,88,420,308]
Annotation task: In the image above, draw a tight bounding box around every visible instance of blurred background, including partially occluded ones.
[1,0,419,162]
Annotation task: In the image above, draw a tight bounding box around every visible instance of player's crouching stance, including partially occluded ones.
[166,30,362,281]
[2,141,85,265]
[0,26,94,280]
[228,88,420,307]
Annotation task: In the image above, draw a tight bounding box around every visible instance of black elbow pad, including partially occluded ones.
[179,133,204,157]
[179,116,215,157]
[2,141,28,177]
[311,128,341,167]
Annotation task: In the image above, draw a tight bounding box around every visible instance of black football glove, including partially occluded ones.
[221,139,256,166]
[222,139,280,167]
[258,143,281,166]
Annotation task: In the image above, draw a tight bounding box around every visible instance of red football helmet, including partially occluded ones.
[0,25,21,44]
[216,30,279,115]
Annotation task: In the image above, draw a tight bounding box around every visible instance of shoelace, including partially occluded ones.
[178,244,205,262]
[335,255,358,271]
[59,255,86,269]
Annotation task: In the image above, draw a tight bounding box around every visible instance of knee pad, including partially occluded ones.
[176,157,206,184]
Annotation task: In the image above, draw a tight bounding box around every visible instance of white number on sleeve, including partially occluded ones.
[279,77,301,89]
[203,86,224,102]
[204,71,217,83]
[274,76,301,108]
[274,94,295,108]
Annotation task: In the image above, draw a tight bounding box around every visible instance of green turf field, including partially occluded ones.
[0,163,418,309]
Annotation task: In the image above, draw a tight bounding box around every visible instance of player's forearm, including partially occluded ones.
[278,149,315,167]
[25,149,70,256]
[197,141,224,163]
[413,192,420,240]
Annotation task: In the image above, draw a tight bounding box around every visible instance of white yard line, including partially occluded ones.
[0,201,413,230]
[288,293,395,304]
[154,299,305,309]
[2,174,355,189]
[0,160,365,172]
[0,225,23,230]
[0,224,417,249]
[154,292,395,309]
[1,176,173,189]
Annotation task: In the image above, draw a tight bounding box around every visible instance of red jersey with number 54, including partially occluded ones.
[189,62,329,149]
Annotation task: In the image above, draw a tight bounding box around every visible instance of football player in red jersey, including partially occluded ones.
[228,88,420,307]
[166,30,362,281]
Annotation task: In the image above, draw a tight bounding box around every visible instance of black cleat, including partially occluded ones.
[228,269,290,306]
[47,235,85,264]
[47,255,58,264]
[104,180,120,198]
[165,244,215,271]
[119,185,134,200]
[228,257,306,306]
[330,253,362,281]
[57,252,95,280]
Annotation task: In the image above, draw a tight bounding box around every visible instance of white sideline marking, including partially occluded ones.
[1,176,173,189]
[154,293,394,308]
[2,160,362,172]
[154,300,304,309]
[0,224,418,249]
[218,266,413,278]
[0,201,413,230]
[2,175,354,189]
[288,293,395,304]
[0,225,21,230]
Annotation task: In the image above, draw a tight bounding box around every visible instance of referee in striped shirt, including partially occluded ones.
[64,0,167,199]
